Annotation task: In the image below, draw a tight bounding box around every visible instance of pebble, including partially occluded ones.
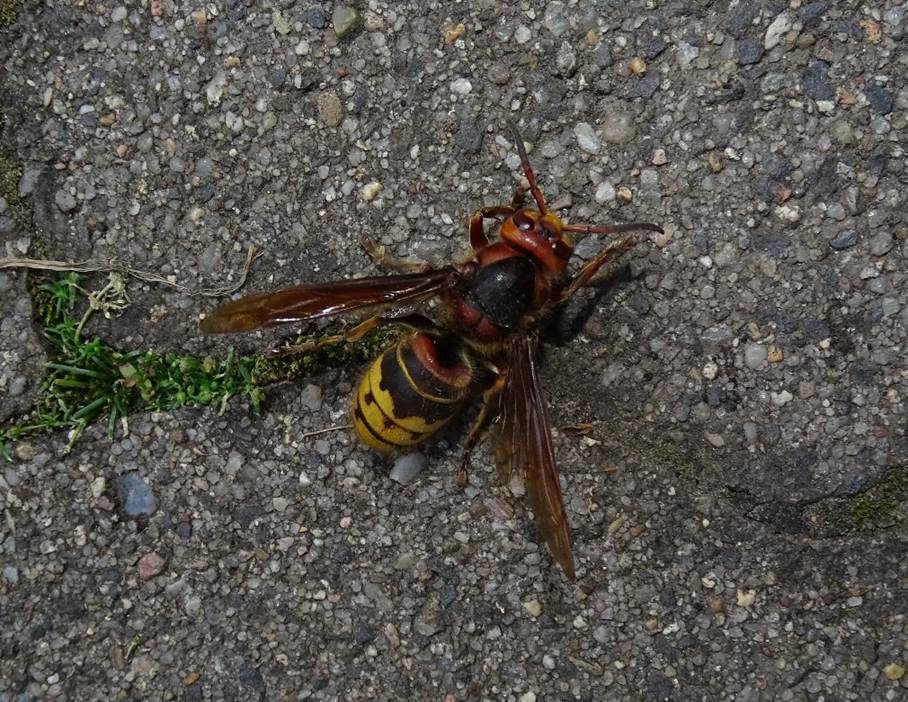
[829,230,857,250]
[676,42,699,69]
[735,40,764,65]
[573,122,600,154]
[91,476,106,498]
[55,189,77,212]
[743,422,759,444]
[390,452,427,485]
[883,663,905,681]
[826,202,846,221]
[705,432,725,448]
[764,12,796,50]
[332,6,360,39]
[592,43,613,68]
[522,599,542,617]
[556,42,577,77]
[702,361,718,380]
[115,473,157,517]
[450,78,472,96]
[868,231,893,256]
[701,324,734,349]
[514,25,532,44]
[771,390,793,407]
[601,111,636,145]
[736,589,756,608]
[859,265,879,280]
[303,6,327,29]
[881,298,900,317]
[864,85,894,115]
[651,148,667,165]
[594,181,616,204]
[1,564,19,587]
[802,62,834,101]
[138,552,167,580]
[299,384,322,412]
[361,182,382,202]
[205,70,227,105]
[455,119,483,153]
[317,91,343,127]
[272,496,289,512]
[744,344,767,369]
[543,2,570,37]
[272,9,290,36]
[884,7,905,33]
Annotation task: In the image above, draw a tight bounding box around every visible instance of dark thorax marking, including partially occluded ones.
[465,256,536,329]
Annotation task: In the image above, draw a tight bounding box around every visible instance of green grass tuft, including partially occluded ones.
[1,272,401,459]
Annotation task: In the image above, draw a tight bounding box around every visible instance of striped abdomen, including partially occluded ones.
[353,333,474,452]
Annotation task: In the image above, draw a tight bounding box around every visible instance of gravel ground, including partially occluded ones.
[1,1,906,700]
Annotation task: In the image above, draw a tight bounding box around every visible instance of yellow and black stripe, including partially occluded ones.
[353,333,474,452]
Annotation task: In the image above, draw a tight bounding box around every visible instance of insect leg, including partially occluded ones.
[558,235,640,302]
[455,371,508,488]
[267,311,444,359]
[361,237,432,274]
[266,315,386,358]
[469,206,516,251]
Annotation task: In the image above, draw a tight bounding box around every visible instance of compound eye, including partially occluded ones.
[553,239,572,260]
[513,211,534,231]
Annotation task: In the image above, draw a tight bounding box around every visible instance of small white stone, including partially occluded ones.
[764,12,796,50]
[744,343,768,369]
[771,390,793,407]
[736,589,756,608]
[705,432,725,448]
[361,181,382,201]
[205,70,227,105]
[573,122,600,154]
[450,78,472,95]
[514,25,532,44]
[390,452,427,485]
[594,181,616,203]
[272,496,289,512]
[523,599,543,617]
[702,361,719,380]
[676,41,700,69]
[774,204,801,223]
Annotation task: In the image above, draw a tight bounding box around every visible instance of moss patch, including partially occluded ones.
[0,0,20,28]
[805,465,908,536]
[0,147,22,204]
[0,146,29,230]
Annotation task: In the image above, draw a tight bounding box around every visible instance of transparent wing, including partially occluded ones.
[495,335,575,578]
[201,268,456,334]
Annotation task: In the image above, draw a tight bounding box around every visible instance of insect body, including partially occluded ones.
[353,332,474,452]
[201,123,663,578]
